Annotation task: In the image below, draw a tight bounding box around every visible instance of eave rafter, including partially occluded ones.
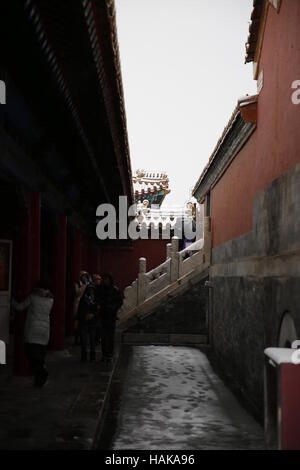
[25,0,112,204]
[82,0,133,205]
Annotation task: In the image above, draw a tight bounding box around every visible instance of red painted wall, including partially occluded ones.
[67,237,169,310]
[281,364,300,450]
[99,239,170,293]
[211,0,300,248]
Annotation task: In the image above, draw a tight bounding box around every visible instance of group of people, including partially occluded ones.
[11,270,122,388]
[73,271,123,364]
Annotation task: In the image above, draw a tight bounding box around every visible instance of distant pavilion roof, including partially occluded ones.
[133,170,171,206]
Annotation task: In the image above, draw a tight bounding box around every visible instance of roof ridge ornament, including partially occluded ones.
[269,0,282,12]
[133,169,171,206]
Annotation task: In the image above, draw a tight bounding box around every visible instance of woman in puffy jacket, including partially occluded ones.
[12,280,54,387]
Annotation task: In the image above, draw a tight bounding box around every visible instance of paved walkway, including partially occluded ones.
[0,340,119,450]
[111,346,265,450]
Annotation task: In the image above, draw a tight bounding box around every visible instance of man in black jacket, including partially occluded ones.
[77,275,102,362]
[98,273,123,363]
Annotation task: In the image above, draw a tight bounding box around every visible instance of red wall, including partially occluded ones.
[99,239,170,293]
[70,237,169,295]
[281,364,300,450]
[211,0,300,248]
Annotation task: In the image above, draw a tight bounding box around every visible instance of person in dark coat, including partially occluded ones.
[92,274,102,345]
[73,270,89,345]
[76,275,101,362]
[98,273,123,363]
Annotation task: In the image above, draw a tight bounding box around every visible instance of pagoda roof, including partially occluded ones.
[133,169,170,203]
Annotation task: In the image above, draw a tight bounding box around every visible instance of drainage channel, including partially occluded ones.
[97,345,265,450]
[97,344,133,449]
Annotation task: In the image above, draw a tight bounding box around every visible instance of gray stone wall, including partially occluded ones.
[210,162,300,417]
[212,276,300,415]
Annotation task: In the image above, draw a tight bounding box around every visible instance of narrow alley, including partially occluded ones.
[108,346,264,450]
[1,0,300,454]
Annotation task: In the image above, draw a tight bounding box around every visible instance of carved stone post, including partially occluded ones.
[138,257,148,304]
[170,237,179,283]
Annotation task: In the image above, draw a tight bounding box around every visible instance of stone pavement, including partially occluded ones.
[111,346,265,450]
[0,339,119,450]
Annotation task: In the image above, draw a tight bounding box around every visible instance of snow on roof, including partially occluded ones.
[192,95,258,198]
[192,104,240,196]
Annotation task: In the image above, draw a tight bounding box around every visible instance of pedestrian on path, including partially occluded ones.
[98,273,123,364]
[92,273,103,345]
[11,280,54,388]
[73,270,89,345]
[77,274,101,362]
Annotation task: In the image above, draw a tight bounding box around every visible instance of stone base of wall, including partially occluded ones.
[211,276,300,416]
[122,333,209,347]
[210,163,300,419]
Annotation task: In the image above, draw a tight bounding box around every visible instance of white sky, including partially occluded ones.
[115,0,257,206]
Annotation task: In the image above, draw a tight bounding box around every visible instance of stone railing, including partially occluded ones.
[118,217,211,323]
[135,204,200,233]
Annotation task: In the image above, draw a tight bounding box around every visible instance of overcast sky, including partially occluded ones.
[115,0,257,206]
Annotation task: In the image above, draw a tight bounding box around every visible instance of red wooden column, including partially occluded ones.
[88,244,94,274]
[88,243,101,274]
[82,234,89,273]
[95,245,101,274]
[66,229,82,336]
[88,243,97,274]
[49,215,67,351]
[14,192,41,375]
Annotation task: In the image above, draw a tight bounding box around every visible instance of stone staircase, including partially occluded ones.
[117,217,212,347]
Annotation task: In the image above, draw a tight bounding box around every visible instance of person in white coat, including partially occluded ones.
[12,280,54,387]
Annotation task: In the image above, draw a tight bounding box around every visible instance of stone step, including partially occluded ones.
[122,333,209,346]
[118,266,210,330]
